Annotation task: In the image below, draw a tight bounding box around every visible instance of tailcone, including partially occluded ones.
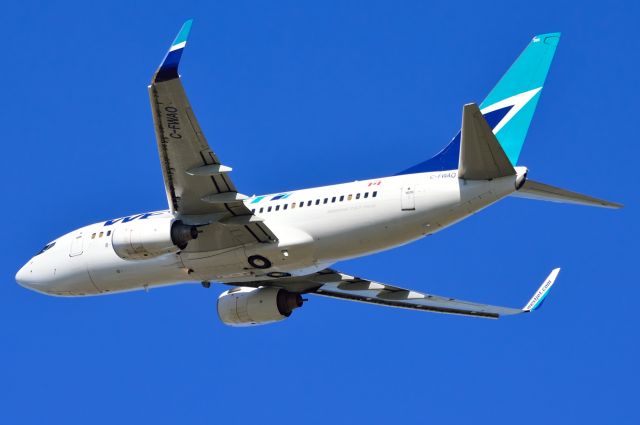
[515,166,528,189]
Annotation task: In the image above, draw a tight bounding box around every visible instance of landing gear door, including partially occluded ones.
[401,187,416,211]
[69,233,84,257]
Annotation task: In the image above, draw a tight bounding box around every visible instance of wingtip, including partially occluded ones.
[523,268,560,312]
[152,19,195,84]
[171,19,194,49]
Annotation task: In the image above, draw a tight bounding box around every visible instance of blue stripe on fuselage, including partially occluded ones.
[395,106,512,175]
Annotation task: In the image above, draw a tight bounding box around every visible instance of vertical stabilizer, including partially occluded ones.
[479,33,560,165]
[398,33,560,175]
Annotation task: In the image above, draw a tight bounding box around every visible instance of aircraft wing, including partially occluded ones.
[148,20,276,245]
[249,268,560,319]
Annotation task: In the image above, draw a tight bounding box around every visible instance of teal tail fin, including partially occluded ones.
[479,33,560,165]
[398,33,560,175]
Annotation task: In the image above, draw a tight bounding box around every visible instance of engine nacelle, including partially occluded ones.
[112,217,198,260]
[217,287,304,327]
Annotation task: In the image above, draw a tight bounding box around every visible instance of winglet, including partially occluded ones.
[523,268,561,312]
[152,19,194,84]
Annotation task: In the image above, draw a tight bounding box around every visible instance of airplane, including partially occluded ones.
[15,20,621,326]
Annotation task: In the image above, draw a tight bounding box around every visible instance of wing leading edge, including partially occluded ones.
[149,20,276,246]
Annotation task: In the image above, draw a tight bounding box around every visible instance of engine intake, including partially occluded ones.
[112,218,198,260]
[217,287,304,327]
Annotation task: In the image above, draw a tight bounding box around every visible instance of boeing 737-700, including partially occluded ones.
[15,21,621,326]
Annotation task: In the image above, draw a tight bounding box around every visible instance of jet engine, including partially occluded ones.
[217,287,304,327]
[112,218,198,260]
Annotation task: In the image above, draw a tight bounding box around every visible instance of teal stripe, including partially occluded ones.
[531,289,550,311]
[172,19,193,47]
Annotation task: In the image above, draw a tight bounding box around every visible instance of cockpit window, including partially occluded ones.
[36,241,56,255]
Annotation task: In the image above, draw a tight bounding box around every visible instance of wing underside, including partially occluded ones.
[239,268,560,319]
[149,20,276,247]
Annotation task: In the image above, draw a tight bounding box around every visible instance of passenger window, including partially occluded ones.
[307,201,312,206]
[364,192,369,198]
[373,191,378,197]
[356,193,360,200]
[323,198,328,204]
[315,200,320,205]
[348,194,353,201]
[99,231,104,238]
[268,206,272,212]
[340,195,344,202]
[276,205,280,211]
[107,230,111,236]
[251,209,255,214]
[260,207,264,213]
[291,203,296,209]
[332,197,336,203]
[91,233,96,239]
[283,204,288,210]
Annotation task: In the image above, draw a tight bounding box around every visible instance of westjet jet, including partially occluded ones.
[16,21,621,326]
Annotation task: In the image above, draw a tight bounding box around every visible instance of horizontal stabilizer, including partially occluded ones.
[458,103,516,180]
[512,180,623,209]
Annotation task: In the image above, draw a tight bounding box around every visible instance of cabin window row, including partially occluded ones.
[91,230,112,239]
[251,191,377,214]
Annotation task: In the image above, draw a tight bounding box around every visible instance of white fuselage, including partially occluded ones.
[16,168,525,296]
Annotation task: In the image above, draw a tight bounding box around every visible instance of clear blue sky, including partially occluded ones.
[2,1,637,423]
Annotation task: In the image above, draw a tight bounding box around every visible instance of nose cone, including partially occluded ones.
[15,258,56,295]
[15,260,37,290]
[16,255,100,296]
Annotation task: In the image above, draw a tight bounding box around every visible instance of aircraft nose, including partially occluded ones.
[16,256,99,296]
[15,259,51,293]
[15,259,56,294]
[15,261,34,288]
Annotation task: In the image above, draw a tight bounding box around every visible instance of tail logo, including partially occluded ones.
[480,87,542,135]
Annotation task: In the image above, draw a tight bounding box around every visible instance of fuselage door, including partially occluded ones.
[69,233,84,257]
[401,186,416,211]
